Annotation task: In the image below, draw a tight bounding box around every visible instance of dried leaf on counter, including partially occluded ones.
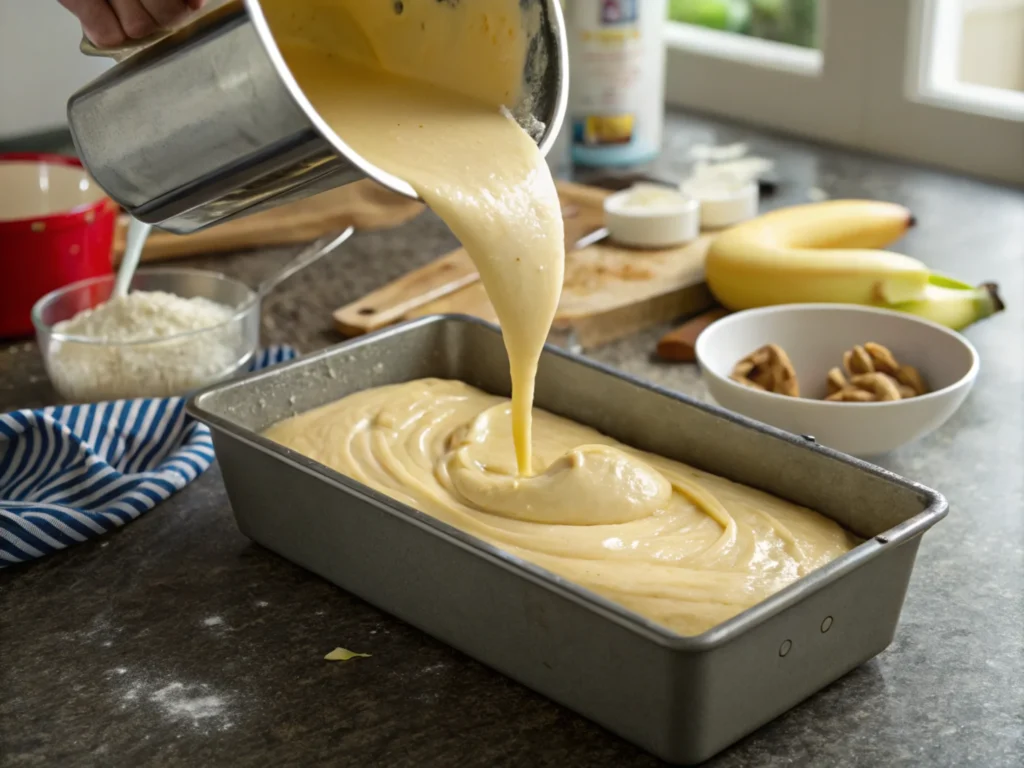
[324,647,371,662]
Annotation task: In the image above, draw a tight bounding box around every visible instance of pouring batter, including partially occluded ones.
[258,0,858,635]
[264,0,562,476]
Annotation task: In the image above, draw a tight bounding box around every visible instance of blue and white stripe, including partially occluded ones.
[0,346,296,567]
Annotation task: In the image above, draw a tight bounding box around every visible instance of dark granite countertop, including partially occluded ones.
[2,112,1022,767]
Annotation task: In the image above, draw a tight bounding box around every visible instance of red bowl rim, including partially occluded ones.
[0,152,116,229]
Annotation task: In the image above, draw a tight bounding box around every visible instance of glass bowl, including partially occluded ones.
[32,268,260,402]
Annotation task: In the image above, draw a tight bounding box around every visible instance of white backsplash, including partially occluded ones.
[0,0,113,140]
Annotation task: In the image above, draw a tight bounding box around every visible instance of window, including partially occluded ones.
[662,0,1024,185]
[909,0,1024,120]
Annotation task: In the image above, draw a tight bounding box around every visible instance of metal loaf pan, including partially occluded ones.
[187,315,947,765]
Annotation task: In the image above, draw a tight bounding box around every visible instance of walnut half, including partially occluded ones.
[826,342,928,402]
[730,344,800,397]
[728,341,928,404]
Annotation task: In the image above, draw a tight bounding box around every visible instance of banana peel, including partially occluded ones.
[704,200,1005,331]
[888,273,1004,332]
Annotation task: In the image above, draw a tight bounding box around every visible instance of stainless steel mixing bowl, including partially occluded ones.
[67,0,568,235]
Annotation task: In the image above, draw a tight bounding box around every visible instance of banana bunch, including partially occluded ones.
[704,200,1004,331]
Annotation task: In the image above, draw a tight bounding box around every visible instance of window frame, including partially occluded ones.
[662,0,1024,186]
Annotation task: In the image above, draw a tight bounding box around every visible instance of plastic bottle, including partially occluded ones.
[565,0,668,167]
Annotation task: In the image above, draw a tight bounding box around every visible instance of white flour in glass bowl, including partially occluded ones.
[46,290,249,401]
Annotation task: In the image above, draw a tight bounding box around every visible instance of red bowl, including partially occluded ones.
[0,153,118,339]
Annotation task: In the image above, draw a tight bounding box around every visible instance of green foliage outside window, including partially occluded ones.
[667,0,818,49]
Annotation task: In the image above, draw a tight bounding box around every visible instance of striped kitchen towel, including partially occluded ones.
[0,345,296,567]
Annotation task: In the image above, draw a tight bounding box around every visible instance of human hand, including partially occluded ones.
[59,0,206,48]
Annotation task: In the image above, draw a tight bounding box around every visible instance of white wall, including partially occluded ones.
[0,0,114,140]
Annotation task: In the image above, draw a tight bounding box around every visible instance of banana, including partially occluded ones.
[704,200,1004,330]
[891,274,1004,331]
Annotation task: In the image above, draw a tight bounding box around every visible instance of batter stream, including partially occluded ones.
[264,0,561,476]
[260,1,858,635]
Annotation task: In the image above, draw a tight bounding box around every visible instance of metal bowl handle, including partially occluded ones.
[79,0,240,61]
[80,32,170,62]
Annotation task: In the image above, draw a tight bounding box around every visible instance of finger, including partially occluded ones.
[139,0,193,28]
[186,0,205,11]
[108,0,159,40]
[59,0,125,47]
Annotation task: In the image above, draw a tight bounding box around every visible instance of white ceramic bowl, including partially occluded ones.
[695,304,979,457]
[603,183,700,248]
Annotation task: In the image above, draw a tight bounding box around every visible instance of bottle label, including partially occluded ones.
[568,0,664,164]
[600,0,638,24]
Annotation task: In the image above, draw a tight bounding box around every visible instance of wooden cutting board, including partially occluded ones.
[112,179,425,263]
[334,180,715,349]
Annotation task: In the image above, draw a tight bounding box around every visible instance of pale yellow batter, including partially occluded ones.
[258,0,858,636]
[264,379,860,636]
[264,0,562,476]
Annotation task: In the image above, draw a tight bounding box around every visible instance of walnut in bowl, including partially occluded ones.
[696,305,978,457]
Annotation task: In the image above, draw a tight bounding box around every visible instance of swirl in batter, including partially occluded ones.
[264,379,860,636]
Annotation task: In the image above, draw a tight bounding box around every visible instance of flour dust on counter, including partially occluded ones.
[107,669,236,733]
